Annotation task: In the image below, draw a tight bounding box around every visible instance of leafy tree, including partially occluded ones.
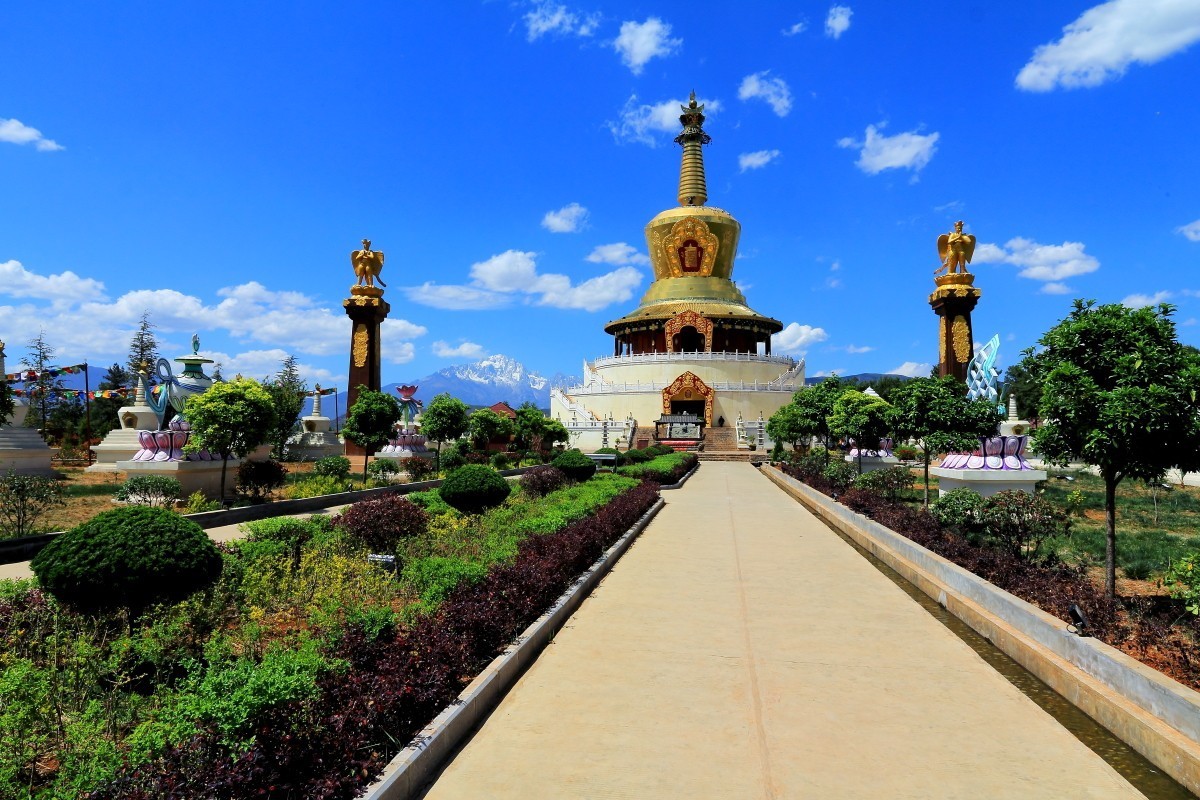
[514,401,550,451]
[467,408,516,450]
[765,403,811,452]
[263,354,307,459]
[89,363,132,440]
[0,379,12,427]
[828,389,892,474]
[126,311,160,387]
[790,377,844,464]
[182,377,277,502]
[1000,360,1041,423]
[0,470,65,538]
[341,387,403,483]
[19,329,63,434]
[541,418,569,454]
[421,393,469,472]
[1018,300,1200,599]
[888,376,1002,506]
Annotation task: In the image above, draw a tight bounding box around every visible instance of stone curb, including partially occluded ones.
[761,465,1200,796]
[658,462,698,490]
[0,468,532,565]
[362,497,667,800]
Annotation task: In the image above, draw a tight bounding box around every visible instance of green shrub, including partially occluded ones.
[1166,552,1200,615]
[114,474,182,508]
[183,490,222,513]
[646,444,675,456]
[0,470,65,538]
[822,460,858,493]
[552,449,597,482]
[407,489,458,517]
[594,447,620,456]
[793,449,830,480]
[285,475,351,499]
[623,448,651,464]
[31,506,222,617]
[313,456,351,480]
[401,555,488,611]
[438,465,511,515]
[853,467,914,502]
[440,441,469,471]
[490,452,512,469]
[894,444,919,461]
[1065,489,1087,517]
[367,458,399,479]
[770,441,785,462]
[930,488,986,535]
[978,490,1066,560]
[236,459,287,502]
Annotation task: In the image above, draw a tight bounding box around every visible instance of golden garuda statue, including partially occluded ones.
[935,220,976,275]
[351,239,386,289]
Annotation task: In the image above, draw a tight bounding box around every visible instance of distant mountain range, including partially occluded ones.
[304,355,579,419]
[804,372,916,386]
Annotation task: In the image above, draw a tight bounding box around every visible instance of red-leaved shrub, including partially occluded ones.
[519,465,567,497]
[333,494,428,554]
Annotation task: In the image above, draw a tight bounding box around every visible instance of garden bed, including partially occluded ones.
[0,472,658,799]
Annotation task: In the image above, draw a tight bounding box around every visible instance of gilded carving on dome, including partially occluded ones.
[661,217,718,278]
[664,310,713,353]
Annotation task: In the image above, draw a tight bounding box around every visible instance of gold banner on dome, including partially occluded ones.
[352,323,369,367]
[663,309,714,353]
[661,217,719,278]
[661,370,714,424]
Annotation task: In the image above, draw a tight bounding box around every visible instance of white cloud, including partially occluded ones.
[541,202,589,233]
[612,17,680,74]
[433,340,487,359]
[0,118,63,151]
[845,344,873,354]
[1122,290,1173,307]
[197,348,338,386]
[738,149,781,172]
[838,123,939,176]
[1017,0,1200,92]
[825,6,853,39]
[772,323,829,354]
[408,250,643,313]
[738,72,793,116]
[973,237,1101,283]
[889,361,933,378]
[523,2,599,41]
[586,242,650,266]
[0,259,106,305]
[1177,219,1200,241]
[1041,282,1072,295]
[783,21,807,36]
[607,94,720,146]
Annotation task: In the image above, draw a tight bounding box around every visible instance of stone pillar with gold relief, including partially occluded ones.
[929,221,981,382]
[343,239,391,457]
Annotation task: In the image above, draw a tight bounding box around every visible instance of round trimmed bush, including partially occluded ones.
[237,458,288,502]
[438,465,511,515]
[367,458,400,479]
[552,449,597,482]
[313,456,352,480]
[623,448,651,464]
[490,452,511,469]
[31,506,222,617]
[401,456,435,481]
[334,494,429,554]
[520,465,568,498]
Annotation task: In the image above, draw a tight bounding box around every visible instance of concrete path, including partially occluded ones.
[423,462,1142,799]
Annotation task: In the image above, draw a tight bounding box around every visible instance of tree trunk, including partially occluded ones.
[923,453,931,508]
[1105,476,1118,600]
[362,452,369,486]
[219,456,229,505]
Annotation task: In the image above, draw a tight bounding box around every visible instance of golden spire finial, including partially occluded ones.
[675,91,711,207]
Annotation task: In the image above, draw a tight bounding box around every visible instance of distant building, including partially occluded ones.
[550,94,804,452]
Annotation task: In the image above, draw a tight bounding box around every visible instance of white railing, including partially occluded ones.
[590,352,799,369]
[561,380,800,395]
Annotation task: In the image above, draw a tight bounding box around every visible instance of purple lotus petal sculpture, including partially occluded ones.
[939,435,1034,471]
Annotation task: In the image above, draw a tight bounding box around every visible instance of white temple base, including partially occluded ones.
[88,428,145,472]
[930,466,1048,498]
[845,454,900,473]
[116,457,248,501]
[0,425,54,476]
[288,415,343,461]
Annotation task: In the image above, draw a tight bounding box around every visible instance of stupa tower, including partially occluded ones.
[552,92,802,453]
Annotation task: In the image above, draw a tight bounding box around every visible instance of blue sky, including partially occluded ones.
[3,1,1199,389]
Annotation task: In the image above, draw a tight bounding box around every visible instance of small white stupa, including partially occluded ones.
[0,339,54,475]
[287,385,343,460]
[88,364,160,472]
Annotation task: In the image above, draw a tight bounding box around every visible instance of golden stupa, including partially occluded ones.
[604,92,783,354]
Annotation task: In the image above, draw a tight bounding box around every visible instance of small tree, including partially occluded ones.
[20,329,63,434]
[1019,300,1200,599]
[789,377,844,464]
[341,387,403,483]
[421,393,469,472]
[126,311,160,388]
[468,408,516,450]
[888,376,1002,506]
[541,418,569,454]
[89,363,133,440]
[514,402,549,452]
[0,379,13,427]
[183,377,277,502]
[0,470,65,538]
[828,389,892,474]
[765,403,811,452]
[263,354,307,460]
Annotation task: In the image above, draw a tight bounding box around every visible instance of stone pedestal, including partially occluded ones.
[846,454,901,473]
[0,402,54,476]
[931,435,1046,498]
[343,288,390,457]
[929,274,981,383]
[88,401,161,472]
[116,457,242,501]
[289,416,343,461]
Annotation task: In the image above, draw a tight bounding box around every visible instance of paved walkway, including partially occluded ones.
[423,462,1142,799]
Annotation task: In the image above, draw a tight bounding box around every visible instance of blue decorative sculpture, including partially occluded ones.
[965,333,1005,415]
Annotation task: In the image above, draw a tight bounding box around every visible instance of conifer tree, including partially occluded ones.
[126,311,160,387]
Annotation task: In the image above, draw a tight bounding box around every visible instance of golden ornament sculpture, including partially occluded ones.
[935,220,976,276]
[352,323,369,367]
[952,316,971,362]
[660,217,719,278]
[351,239,386,296]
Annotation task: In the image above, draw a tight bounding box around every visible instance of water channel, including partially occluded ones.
[833,528,1195,799]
